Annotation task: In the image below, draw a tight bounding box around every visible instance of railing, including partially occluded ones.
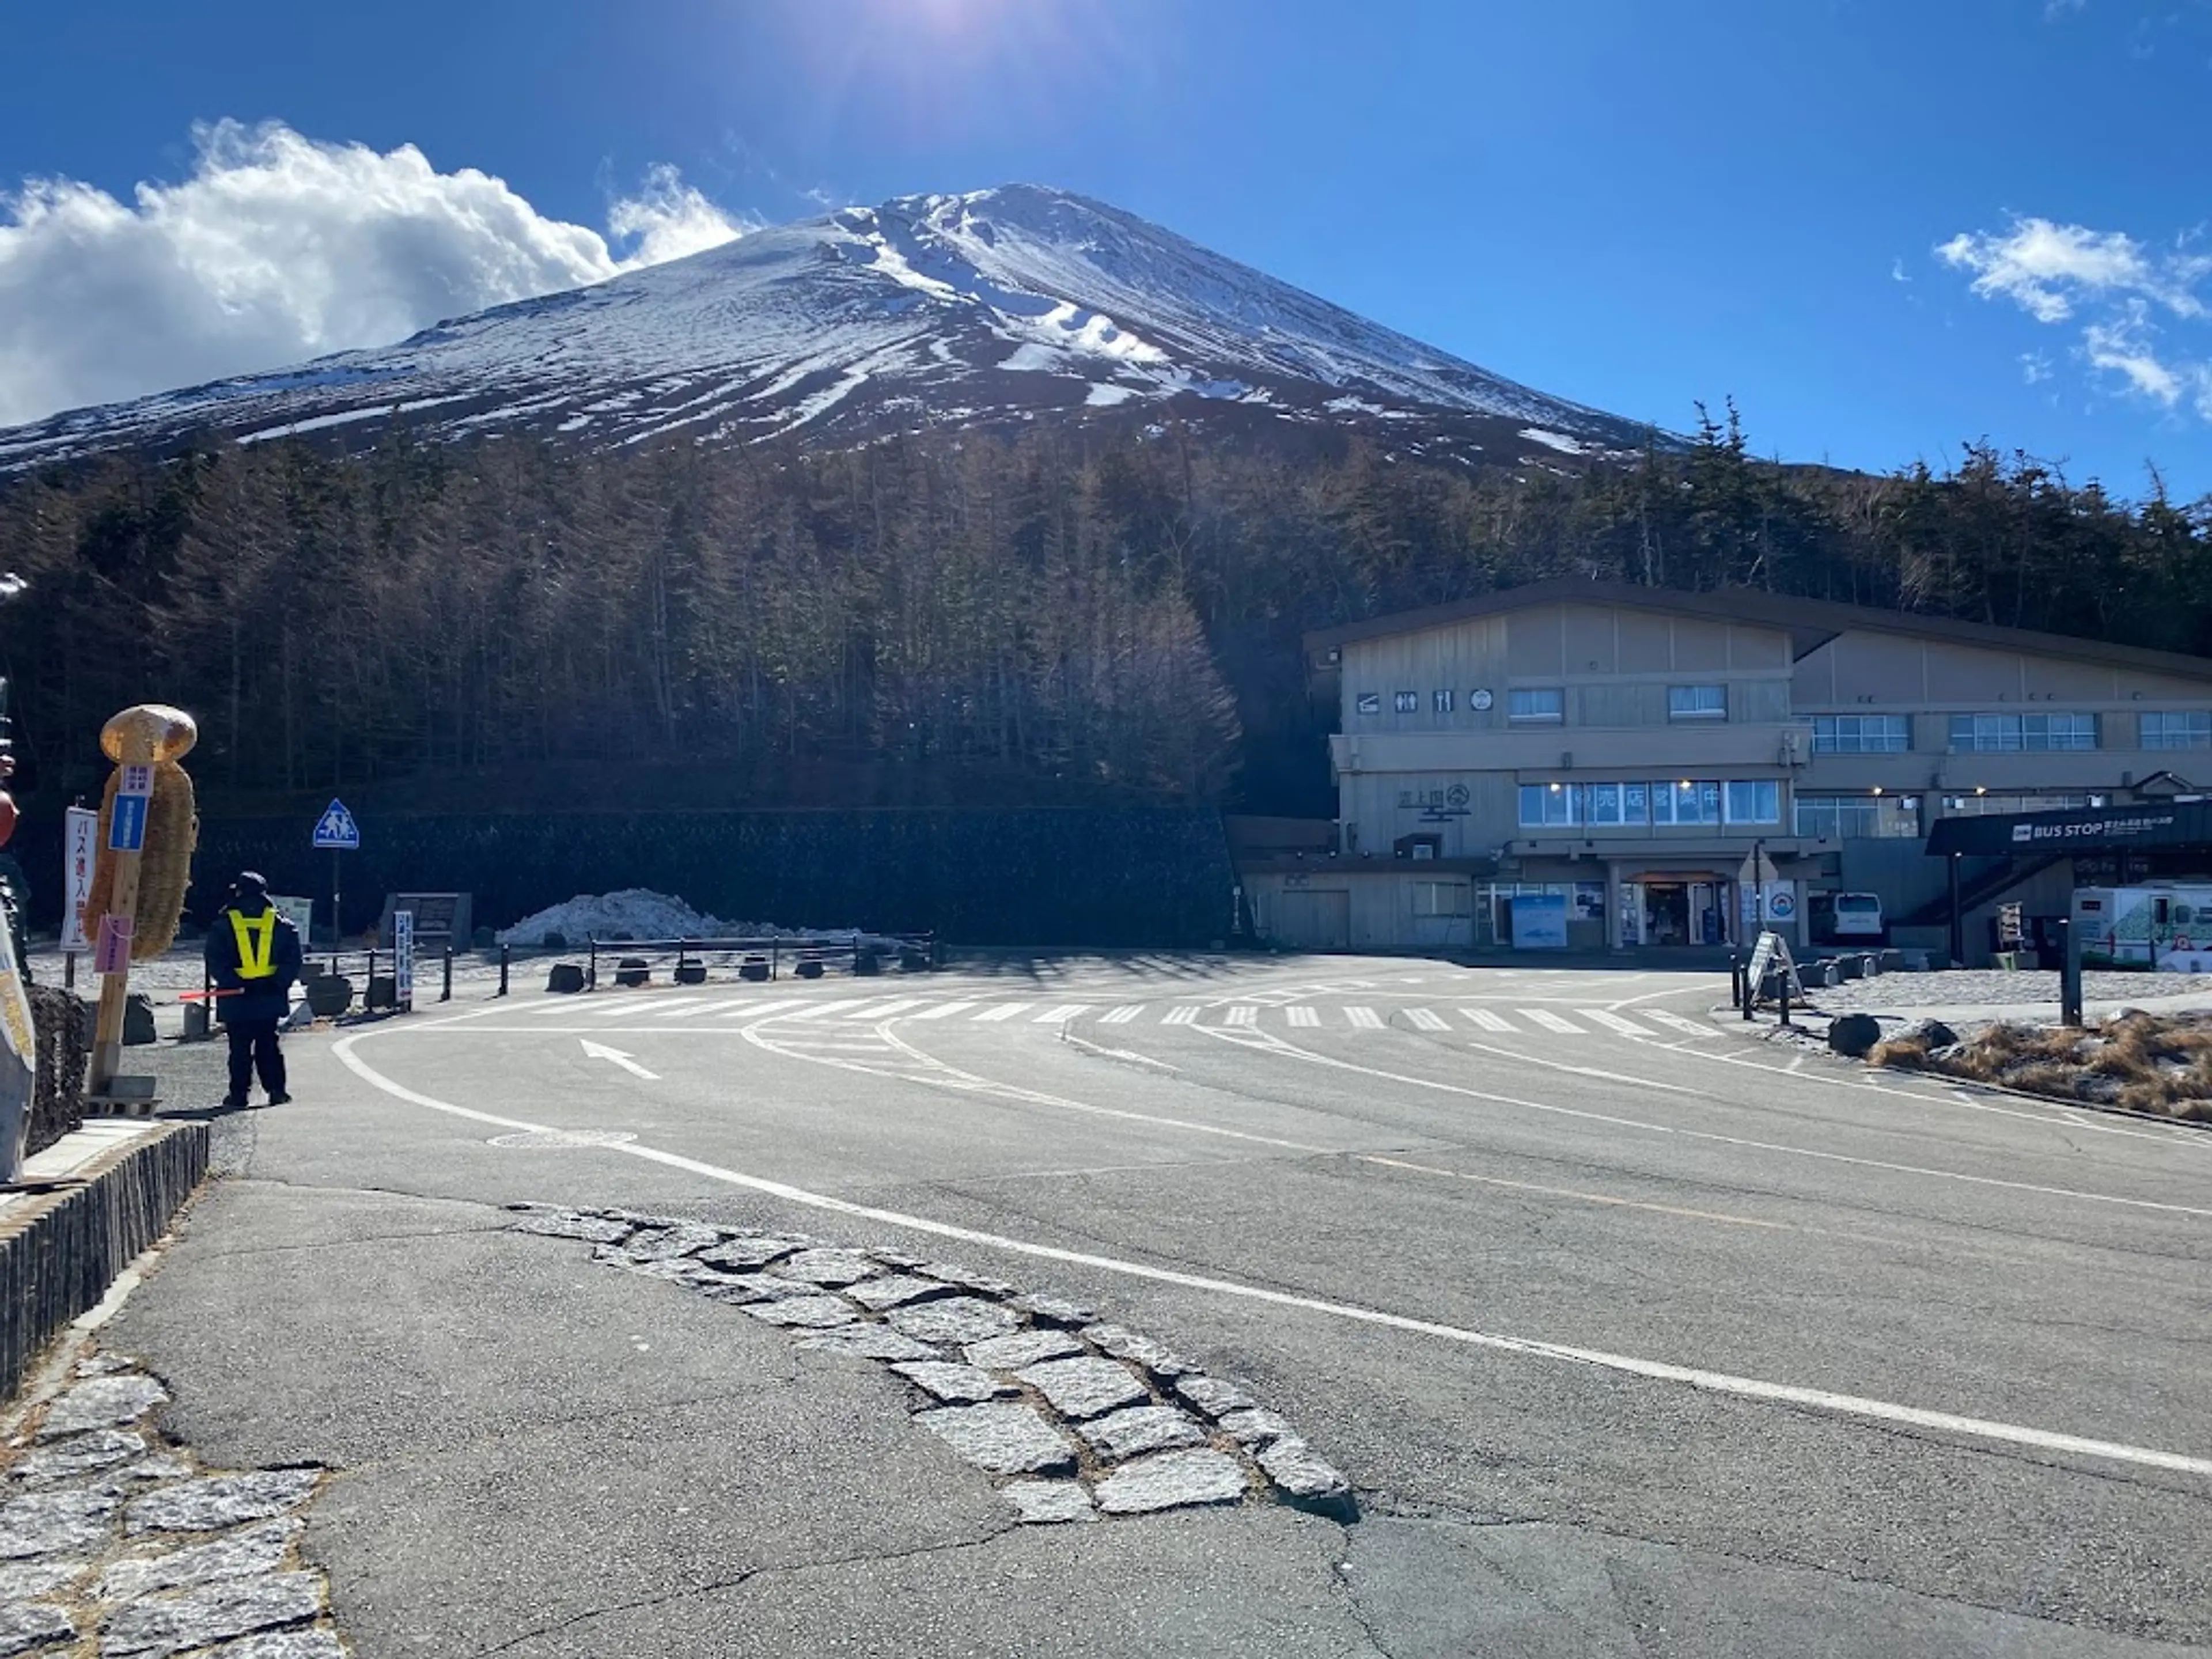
[583,933,939,990]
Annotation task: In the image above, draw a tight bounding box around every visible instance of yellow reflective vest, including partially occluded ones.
[229,908,278,980]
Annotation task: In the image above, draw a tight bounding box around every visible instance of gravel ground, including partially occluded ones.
[1814,967,2212,1012]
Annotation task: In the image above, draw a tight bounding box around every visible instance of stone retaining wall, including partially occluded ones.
[0,1124,208,1404]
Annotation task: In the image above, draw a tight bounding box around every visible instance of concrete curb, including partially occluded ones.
[0,1122,209,1403]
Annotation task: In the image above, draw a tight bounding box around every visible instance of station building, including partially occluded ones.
[1241,579,2212,957]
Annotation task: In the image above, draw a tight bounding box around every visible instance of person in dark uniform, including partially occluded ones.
[204,871,303,1108]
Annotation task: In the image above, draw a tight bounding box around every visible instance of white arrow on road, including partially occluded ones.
[579,1039,658,1081]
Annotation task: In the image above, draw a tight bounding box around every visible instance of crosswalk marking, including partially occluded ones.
[1582,1009,1653,1037]
[1100,1005,1146,1024]
[1162,1006,1201,1025]
[1404,1007,1450,1032]
[906,1001,976,1021]
[1461,1008,1516,1033]
[1519,1008,1584,1034]
[1287,1006,1319,1028]
[1225,1006,1257,1027]
[1639,1009,1718,1037]
[972,1003,1029,1022]
[589,996,690,1017]
[1033,1005,1089,1024]
[847,998,926,1020]
[1345,1006,1384,1029]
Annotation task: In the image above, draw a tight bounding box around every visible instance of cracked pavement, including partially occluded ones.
[99,956,2212,1656]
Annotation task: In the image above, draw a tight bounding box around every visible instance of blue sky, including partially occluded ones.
[3,0,2209,495]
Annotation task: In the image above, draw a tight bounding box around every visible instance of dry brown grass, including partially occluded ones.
[1917,1010,2212,1120]
[1868,1033,1932,1069]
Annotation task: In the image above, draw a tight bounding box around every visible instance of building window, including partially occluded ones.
[1584,782,1649,825]
[1393,691,1419,714]
[1948,712,2097,752]
[1810,714,1910,754]
[1412,881,1472,918]
[1652,780,1722,824]
[2142,711,2212,749]
[1940,792,2090,816]
[1509,687,1564,722]
[1355,692,1381,717]
[1517,783,1580,827]
[1793,794,1919,839]
[1724,781,1781,824]
[1433,688,1455,714]
[1668,684,1728,721]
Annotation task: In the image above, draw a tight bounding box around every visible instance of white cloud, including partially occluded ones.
[0,121,748,427]
[1939,213,2212,419]
[1890,256,1911,283]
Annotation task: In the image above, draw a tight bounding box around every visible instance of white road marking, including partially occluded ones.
[1161,1006,1202,1025]
[1404,1008,1451,1032]
[1033,1005,1090,1024]
[1100,1005,1146,1025]
[1286,1006,1320,1028]
[1461,1008,1516,1033]
[1344,1007,1384,1029]
[333,1030,2212,1481]
[1582,1010,1653,1038]
[849,998,927,1020]
[685,999,756,1016]
[589,997,696,1018]
[971,1004,1029,1022]
[1226,1029,2212,1220]
[577,1039,658,1081]
[907,1002,977,1021]
[1520,1009,1584,1034]
[1225,1006,1257,1027]
[1640,1009,1721,1038]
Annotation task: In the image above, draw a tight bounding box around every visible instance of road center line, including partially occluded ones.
[328,1030,2212,1482]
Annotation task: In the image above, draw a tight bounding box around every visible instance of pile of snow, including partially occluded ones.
[498,889,731,947]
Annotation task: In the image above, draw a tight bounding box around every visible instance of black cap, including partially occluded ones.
[233,870,268,898]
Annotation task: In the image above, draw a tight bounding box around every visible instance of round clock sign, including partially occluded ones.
[1469,689,1494,711]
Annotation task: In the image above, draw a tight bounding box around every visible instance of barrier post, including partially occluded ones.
[586,937,597,991]
[2059,918,2084,1027]
[441,944,453,1003]
[498,942,510,998]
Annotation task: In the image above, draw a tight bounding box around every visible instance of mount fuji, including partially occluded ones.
[0,184,1657,469]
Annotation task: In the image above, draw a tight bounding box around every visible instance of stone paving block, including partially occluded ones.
[616,1224,724,1262]
[846,1275,960,1313]
[0,1562,84,1600]
[82,1457,193,1497]
[0,1488,121,1559]
[1216,1408,1296,1448]
[1003,1481,1096,1525]
[1093,1450,1248,1516]
[694,1236,805,1270]
[617,1258,703,1285]
[507,1211,632,1244]
[10,1432,147,1485]
[74,1358,136,1378]
[743,1295,859,1330]
[866,1248,930,1270]
[698,1274,817,1304]
[124,1471,320,1536]
[98,1570,323,1657]
[962,1330,1084,1371]
[201,1631,344,1659]
[1016,1357,1148,1421]
[1173,1375,1257,1419]
[1009,1293,1097,1327]
[593,1208,692,1230]
[775,1249,882,1287]
[0,1601,73,1656]
[1082,1324,1193,1379]
[794,1326,941,1363]
[914,1404,1077,1476]
[97,1518,301,1603]
[1255,1438,1357,1521]
[885,1297,1021,1347]
[1075,1405,1207,1461]
[916,1264,1018,1298]
[889,1362,1013,1404]
[37,1378,168,1441]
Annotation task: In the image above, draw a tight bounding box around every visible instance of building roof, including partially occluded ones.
[1304,577,2212,683]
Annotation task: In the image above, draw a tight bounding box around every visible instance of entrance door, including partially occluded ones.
[1642,882,1691,946]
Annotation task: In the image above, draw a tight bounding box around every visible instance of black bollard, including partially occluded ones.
[498,942,510,998]
[441,945,453,1003]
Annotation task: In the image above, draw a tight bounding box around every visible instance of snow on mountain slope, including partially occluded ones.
[0,185,1654,468]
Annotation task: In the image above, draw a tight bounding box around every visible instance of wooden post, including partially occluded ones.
[87,747,154,1099]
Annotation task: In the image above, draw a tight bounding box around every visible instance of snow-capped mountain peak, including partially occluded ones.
[0,184,1652,468]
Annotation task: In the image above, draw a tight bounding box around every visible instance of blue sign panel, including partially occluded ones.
[108,794,148,853]
[313,799,361,851]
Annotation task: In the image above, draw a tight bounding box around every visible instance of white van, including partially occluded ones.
[1810,890,1885,945]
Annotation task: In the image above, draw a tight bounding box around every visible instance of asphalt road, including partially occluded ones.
[110,956,2212,1657]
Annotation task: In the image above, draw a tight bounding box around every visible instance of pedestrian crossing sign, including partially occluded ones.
[313,799,361,850]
